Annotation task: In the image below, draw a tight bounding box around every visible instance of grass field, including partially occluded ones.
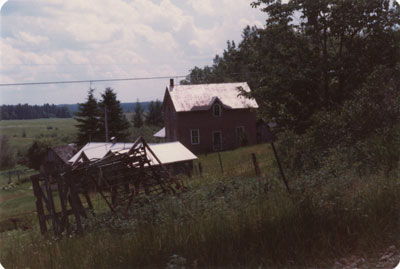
[0,117,160,155]
[0,139,398,268]
[0,118,78,153]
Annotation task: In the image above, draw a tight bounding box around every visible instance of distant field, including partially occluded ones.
[0,118,78,152]
[0,116,160,154]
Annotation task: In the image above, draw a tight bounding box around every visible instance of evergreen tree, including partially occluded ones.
[75,89,101,146]
[132,100,144,128]
[145,100,163,126]
[99,88,130,141]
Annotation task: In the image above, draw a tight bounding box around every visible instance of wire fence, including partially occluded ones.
[191,151,274,179]
[0,168,36,185]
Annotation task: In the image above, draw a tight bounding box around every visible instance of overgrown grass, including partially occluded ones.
[1,164,398,268]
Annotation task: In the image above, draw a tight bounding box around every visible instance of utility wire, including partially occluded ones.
[0,75,188,87]
[0,71,266,87]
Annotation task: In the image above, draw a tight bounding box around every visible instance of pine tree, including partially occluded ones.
[145,100,163,126]
[75,89,101,146]
[132,100,144,128]
[99,88,130,141]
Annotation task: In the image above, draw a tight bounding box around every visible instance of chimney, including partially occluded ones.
[169,78,174,91]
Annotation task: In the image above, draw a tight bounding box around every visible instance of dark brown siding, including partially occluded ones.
[163,91,178,142]
[175,107,257,154]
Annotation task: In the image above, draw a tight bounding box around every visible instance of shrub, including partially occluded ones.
[0,136,15,169]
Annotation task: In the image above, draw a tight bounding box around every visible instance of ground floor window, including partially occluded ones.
[190,129,200,145]
[213,131,222,151]
[236,126,247,145]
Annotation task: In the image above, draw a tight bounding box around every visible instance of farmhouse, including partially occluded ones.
[161,80,259,154]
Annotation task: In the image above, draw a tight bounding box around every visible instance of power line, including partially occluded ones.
[0,75,188,87]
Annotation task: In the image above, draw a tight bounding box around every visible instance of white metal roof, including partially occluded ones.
[69,142,134,163]
[153,127,166,138]
[68,141,197,165]
[145,141,197,165]
[168,82,258,112]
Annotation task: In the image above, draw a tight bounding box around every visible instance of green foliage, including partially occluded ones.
[0,136,15,170]
[99,88,130,141]
[182,0,399,134]
[26,139,52,170]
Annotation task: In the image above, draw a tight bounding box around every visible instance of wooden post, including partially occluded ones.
[31,175,47,234]
[17,171,20,182]
[218,152,224,173]
[83,191,94,210]
[270,142,290,194]
[65,175,83,234]
[198,162,203,177]
[45,175,60,236]
[56,175,69,234]
[251,153,261,176]
[8,172,11,184]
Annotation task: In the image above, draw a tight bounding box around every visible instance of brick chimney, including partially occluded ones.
[169,78,174,91]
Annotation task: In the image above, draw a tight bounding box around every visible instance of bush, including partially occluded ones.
[26,139,53,170]
[0,136,15,170]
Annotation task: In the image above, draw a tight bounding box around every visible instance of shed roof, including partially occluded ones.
[153,127,165,138]
[69,141,197,165]
[167,82,258,112]
[51,145,78,164]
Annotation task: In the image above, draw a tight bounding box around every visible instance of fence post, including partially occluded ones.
[31,175,47,234]
[251,153,261,176]
[8,172,11,184]
[270,142,290,194]
[17,171,20,182]
[218,152,224,173]
[198,162,203,177]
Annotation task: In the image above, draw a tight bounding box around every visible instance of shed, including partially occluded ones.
[69,141,197,175]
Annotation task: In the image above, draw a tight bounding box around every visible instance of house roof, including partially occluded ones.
[69,141,197,165]
[167,82,258,112]
[153,127,165,138]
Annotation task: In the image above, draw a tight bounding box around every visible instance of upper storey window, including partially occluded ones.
[213,104,221,117]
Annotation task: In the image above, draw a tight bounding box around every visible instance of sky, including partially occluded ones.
[0,0,265,105]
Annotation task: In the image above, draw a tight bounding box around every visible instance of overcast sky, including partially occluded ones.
[0,0,265,105]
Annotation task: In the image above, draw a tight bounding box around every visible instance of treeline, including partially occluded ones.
[60,102,152,114]
[182,0,400,173]
[0,104,71,120]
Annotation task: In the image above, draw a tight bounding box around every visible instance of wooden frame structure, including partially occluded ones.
[31,137,182,236]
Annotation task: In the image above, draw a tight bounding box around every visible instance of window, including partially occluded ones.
[190,129,200,145]
[236,126,246,145]
[213,104,221,117]
[213,131,222,151]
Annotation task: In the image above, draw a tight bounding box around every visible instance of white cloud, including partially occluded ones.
[0,0,265,104]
